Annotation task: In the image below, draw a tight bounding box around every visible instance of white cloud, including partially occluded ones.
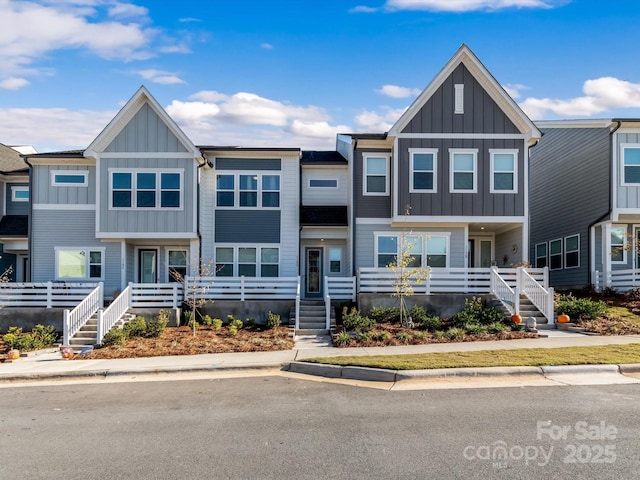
[135,69,186,85]
[288,120,351,139]
[108,2,149,20]
[355,107,406,131]
[519,77,640,119]
[502,83,528,99]
[385,0,563,12]
[349,5,379,12]
[0,77,30,90]
[261,43,274,50]
[178,17,202,23]
[376,84,421,98]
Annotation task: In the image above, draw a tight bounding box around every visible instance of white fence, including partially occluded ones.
[96,285,132,345]
[185,276,300,300]
[0,282,101,308]
[62,283,103,345]
[518,268,554,322]
[490,268,519,315]
[593,269,640,292]
[129,282,182,308]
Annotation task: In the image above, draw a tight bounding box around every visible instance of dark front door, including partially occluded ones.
[306,248,322,297]
[138,249,158,283]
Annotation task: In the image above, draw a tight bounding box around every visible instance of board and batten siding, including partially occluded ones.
[104,103,188,153]
[31,165,95,206]
[5,182,29,215]
[529,126,610,288]
[402,63,519,135]
[616,132,640,209]
[301,167,348,206]
[397,138,525,217]
[98,157,196,234]
[31,209,121,294]
[354,149,392,218]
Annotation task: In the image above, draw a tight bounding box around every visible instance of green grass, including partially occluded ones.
[303,344,640,370]
[606,306,640,324]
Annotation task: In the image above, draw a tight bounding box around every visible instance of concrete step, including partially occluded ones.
[294,335,333,348]
[294,329,330,336]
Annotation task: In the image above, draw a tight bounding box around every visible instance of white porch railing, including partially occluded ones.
[185,276,299,300]
[129,282,182,307]
[593,269,640,292]
[490,267,519,315]
[295,276,301,331]
[324,276,357,330]
[96,285,131,345]
[518,268,554,323]
[0,282,101,308]
[62,283,103,346]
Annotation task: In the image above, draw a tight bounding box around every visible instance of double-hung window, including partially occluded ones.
[611,226,626,263]
[409,149,437,193]
[376,235,398,267]
[329,248,342,273]
[363,154,389,195]
[490,150,517,193]
[216,175,235,206]
[216,173,280,208]
[375,233,448,269]
[111,170,182,209]
[215,246,279,277]
[565,235,579,269]
[450,149,477,193]
[239,175,258,207]
[56,248,104,280]
[426,236,447,268]
[262,175,280,207]
[167,249,188,281]
[549,239,563,270]
[622,145,640,185]
[535,243,547,268]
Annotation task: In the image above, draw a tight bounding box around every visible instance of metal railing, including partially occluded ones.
[96,285,131,345]
[62,283,103,345]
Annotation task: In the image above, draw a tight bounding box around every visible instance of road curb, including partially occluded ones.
[540,364,620,375]
[395,366,543,380]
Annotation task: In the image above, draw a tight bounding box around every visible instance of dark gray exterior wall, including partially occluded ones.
[214,210,281,243]
[5,182,29,215]
[397,138,525,217]
[215,158,281,171]
[402,64,518,135]
[529,126,611,289]
[354,148,392,218]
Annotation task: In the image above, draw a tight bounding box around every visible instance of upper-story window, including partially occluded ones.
[409,149,437,193]
[490,150,518,193]
[11,186,29,202]
[450,149,477,193]
[110,170,182,209]
[216,173,280,208]
[363,154,389,196]
[51,170,88,187]
[309,179,338,188]
[622,145,640,185]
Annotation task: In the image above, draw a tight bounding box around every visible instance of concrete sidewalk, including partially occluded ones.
[1,328,640,384]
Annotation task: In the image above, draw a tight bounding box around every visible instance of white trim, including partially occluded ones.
[100,152,197,159]
[11,185,29,202]
[108,168,184,211]
[97,232,197,239]
[27,158,94,166]
[392,137,398,218]
[373,231,451,269]
[50,170,89,187]
[214,172,281,209]
[396,133,525,139]
[549,238,563,270]
[449,148,478,193]
[467,236,494,268]
[32,203,96,210]
[534,119,613,129]
[362,152,390,196]
[564,234,580,269]
[489,149,518,194]
[454,84,464,114]
[214,244,280,278]
[166,247,189,282]
[54,246,106,281]
[610,225,627,264]
[120,240,127,291]
[619,143,640,187]
[392,215,526,224]
[409,148,438,193]
[308,178,338,188]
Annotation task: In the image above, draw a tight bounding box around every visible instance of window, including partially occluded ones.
[215,247,234,276]
[309,179,338,188]
[454,84,464,114]
[110,170,182,209]
[363,154,389,195]
[490,150,517,193]
[450,149,477,193]
[11,186,29,202]
[216,175,234,207]
[410,149,437,193]
[565,235,579,269]
[535,243,547,268]
[622,145,640,185]
[405,235,422,267]
[261,248,279,277]
[549,239,562,270]
[611,227,626,263]
[168,249,188,281]
[51,170,88,187]
[426,236,447,268]
[239,175,258,207]
[215,246,280,277]
[375,233,449,269]
[215,173,280,208]
[56,248,104,280]
[262,175,280,207]
[329,248,342,273]
[376,235,398,267]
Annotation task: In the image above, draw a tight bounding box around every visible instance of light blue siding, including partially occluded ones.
[31,165,95,205]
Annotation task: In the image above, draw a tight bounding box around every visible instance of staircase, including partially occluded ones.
[68,312,137,350]
[518,295,548,325]
[289,300,336,335]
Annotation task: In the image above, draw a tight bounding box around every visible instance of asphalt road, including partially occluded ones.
[1,376,640,479]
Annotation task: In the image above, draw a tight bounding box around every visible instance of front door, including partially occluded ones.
[306,248,322,297]
[469,238,493,267]
[138,249,158,283]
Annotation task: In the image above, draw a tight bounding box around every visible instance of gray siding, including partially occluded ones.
[31,166,95,205]
[616,132,640,208]
[215,210,281,243]
[216,158,281,171]
[397,138,525,217]
[529,127,610,288]
[495,227,523,267]
[354,149,392,218]
[5,183,29,215]
[104,103,188,153]
[402,64,518,135]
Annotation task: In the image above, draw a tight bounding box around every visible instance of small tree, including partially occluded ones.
[171,259,215,337]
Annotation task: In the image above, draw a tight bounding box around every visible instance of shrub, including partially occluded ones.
[228,325,238,336]
[419,315,442,332]
[368,306,400,323]
[333,331,351,346]
[445,327,465,341]
[183,311,195,327]
[451,296,504,326]
[412,330,427,340]
[464,322,487,335]
[3,325,58,351]
[31,324,58,349]
[396,332,412,343]
[145,317,167,338]
[101,328,128,347]
[625,288,640,302]
[342,307,375,332]
[230,318,244,330]
[202,315,214,326]
[433,330,446,340]
[212,318,223,329]
[556,295,608,321]
[409,305,429,324]
[244,318,256,328]
[488,322,507,334]
[355,331,372,342]
[266,311,281,329]
[123,316,147,337]
[373,331,391,342]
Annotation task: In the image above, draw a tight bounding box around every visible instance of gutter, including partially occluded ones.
[22,154,33,281]
[195,154,210,270]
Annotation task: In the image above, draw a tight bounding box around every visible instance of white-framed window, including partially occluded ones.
[363,153,389,196]
[110,170,183,209]
[549,239,563,270]
[374,233,449,269]
[449,149,477,193]
[215,173,280,208]
[621,144,640,185]
[329,247,342,273]
[454,84,464,114]
[55,247,104,280]
[535,243,547,268]
[376,235,398,268]
[490,149,518,193]
[426,236,448,268]
[214,246,279,277]
[409,148,437,193]
[611,226,626,263]
[51,170,88,187]
[167,249,188,281]
[309,179,338,188]
[11,186,29,202]
[565,234,579,269]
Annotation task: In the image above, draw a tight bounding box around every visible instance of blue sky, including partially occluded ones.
[2,0,640,152]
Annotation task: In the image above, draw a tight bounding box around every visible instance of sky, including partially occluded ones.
[2,0,640,152]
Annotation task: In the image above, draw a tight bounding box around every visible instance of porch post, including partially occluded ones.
[46,281,52,309]
[63,309,69,346]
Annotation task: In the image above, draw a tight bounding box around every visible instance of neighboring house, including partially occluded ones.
[24,86,203,298]
[0,143,30,281]
[530,119,640,291]
[340,44,541,276]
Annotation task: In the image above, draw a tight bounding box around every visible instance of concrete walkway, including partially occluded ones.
[2,328,640,386]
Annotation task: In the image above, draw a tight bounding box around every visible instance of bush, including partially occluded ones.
[124,316,147,337]
[396,332,412,343]
[556,295,607,321]
[419,315,442,332]
[413,330,427,340]
[266,311,281,329]
[31,324,58,349]
[212,318,223,329]
[2,325,58,351]
[445,327,465,341]
[244,318,256,328]
[451,297,505,327]
[101,328,128,347]
[230,318,243,330]
[333,331,351,346]
[228,325,238,336]
[145,317,167,338]
[409,305,429,324]
[183,311,195,327]
[373,331,391,342]
[464,322,487,335]
[202,315,214,326]
[355,331,372,342]
[342,307,375,332]
[368,306,400,323]
[488,322,507,334]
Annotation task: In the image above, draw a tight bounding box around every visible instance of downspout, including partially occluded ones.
[527,138,540,265]
[351,139,358,283]
[196,155,211,273]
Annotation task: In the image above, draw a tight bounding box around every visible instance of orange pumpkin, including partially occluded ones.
[557,314,570,323]
[511,314,522,324]
[8,349,20,360]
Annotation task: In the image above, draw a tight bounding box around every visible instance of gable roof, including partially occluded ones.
[84,85,200,159]
[388,44,541,143]
[0,143,28,173]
